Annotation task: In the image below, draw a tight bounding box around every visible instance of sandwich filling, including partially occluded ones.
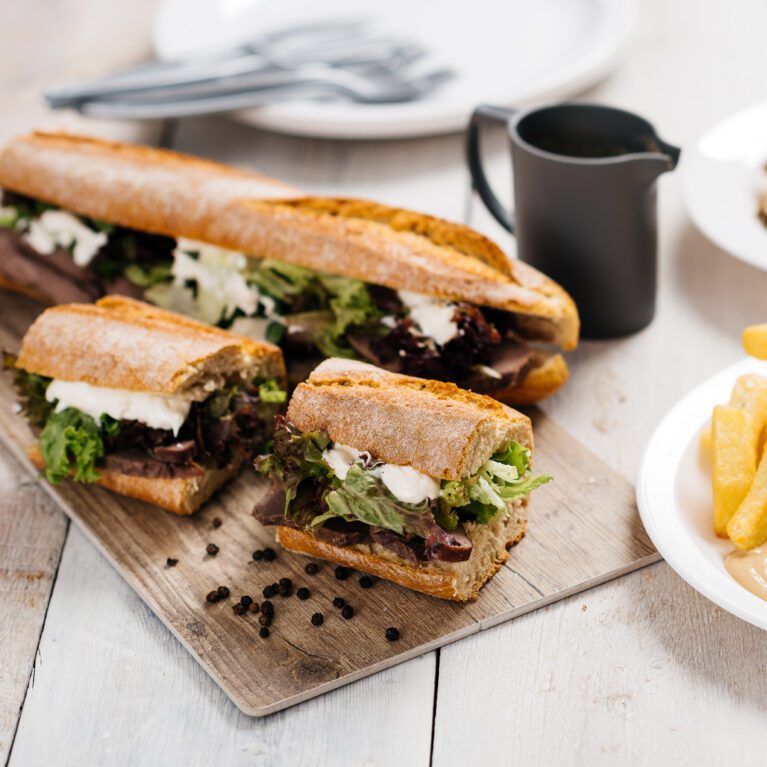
[253,416,551,563]
[3,352,285,483]
[0,192,539,394]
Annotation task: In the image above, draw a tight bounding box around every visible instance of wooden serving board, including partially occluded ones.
[0,297,658,716]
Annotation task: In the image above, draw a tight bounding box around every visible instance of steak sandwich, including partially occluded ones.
[253,359,551,601]
[5,296,286,514]
[0,132,579,405]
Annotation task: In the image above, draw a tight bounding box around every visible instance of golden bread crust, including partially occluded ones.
[288,359,532,479]
[16,296,285,393]
[28,445,241,515]
[0,132,578,350]
[489,351,570,406]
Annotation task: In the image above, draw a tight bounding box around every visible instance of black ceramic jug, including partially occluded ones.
[466,103,681,338]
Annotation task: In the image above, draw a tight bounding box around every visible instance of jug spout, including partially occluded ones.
[631,138,681,185]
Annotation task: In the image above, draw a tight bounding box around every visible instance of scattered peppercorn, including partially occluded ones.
[304,563,319,575]
[206,543,219,556]
[232,603,246,615]
[166,557,178,567]
[252,549,264,561]
[279,577,292,589]
[359,576,373,589]
[259,627,270,639]
[262,584,277,598]
[212,517,222,528]
[296,587,310,601]
[334,566,350,580]
[263,547,276,562]
[261,601,274,616]
[205,590,220,603]
[311,612,324,626]
[341,605,354,620]
[385,627,400,642]
[333,597,345,609]
[216,586,230,598]
[240,595,253,608]
[258,614,272,627]
[248,602,260,614]
[278,583,293,598]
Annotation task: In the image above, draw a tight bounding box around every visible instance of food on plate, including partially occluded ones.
[4,295,285,514]
[252,358,551,601]
[743,323,767,360]
[0,132,578,404]
[712,405,757,536]
[724,545,767,600]
[727,442,767,550]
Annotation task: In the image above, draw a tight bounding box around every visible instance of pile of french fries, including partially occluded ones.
[703,325,767,549]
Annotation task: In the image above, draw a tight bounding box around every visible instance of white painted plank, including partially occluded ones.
[433,563,767,767]
[10,526,434,767]
[0,443,67,764]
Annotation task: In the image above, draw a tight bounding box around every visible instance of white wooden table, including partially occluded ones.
[3,1,767,764]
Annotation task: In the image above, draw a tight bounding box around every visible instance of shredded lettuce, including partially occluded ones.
[39,409,120,484]
[258,380,287,403]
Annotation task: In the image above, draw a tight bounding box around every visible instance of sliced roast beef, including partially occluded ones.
[424,528,473,562]
[152,440,197,464]
[252,479,289,526]
[369,528,419,563]
[104,449,204,479]
[314,519,367,547]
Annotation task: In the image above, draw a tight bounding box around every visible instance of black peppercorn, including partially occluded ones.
[334,566,350,580]
[233,603,246,615]
[341,605,354,620]
[279,577,292,589]
[278,583,293,598]
[262,584,277,598]
[248,602,260,614]
[385,627,400,642]
[304,563,319,575]
[296,587,310,600]
[311,612,324,626]
[359,576,373,589]
[259,614,272,627]
[259,627,270,638]
[166,557,178,567]
[206,543,219,556]
[263,547,276,562]
[212,517,222,528]
[332,597,345,609]
[261,600,274,616]
[240,595,253,608]
[216,586,230,598]
[252,549,264,561]
[205,590,220,603]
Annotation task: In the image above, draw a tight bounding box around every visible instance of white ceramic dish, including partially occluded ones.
[153,0,636,139]
[637,357,767,630]
[683,101,767,270]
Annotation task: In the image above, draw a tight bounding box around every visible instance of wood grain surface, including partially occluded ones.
[0,295,656,716]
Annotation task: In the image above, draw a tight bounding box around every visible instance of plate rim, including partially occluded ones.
[636,357,767,630]
[152,0,637,139]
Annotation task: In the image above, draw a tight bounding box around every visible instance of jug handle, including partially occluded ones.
[466,104,516,233]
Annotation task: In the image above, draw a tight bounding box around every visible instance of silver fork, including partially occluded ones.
[78,67,454,120]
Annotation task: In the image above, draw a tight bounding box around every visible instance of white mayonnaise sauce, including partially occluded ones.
[46,380,192,435]
[397,290,459,346]
[24,210,107,267]
[322,441,440,504]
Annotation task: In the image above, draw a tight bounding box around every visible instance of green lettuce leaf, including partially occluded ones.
[258,380,287,403]
[38,409,119,484]
[3,353,53,427]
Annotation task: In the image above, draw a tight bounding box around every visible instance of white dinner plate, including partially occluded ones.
[683,101,767,270]
[637,357,767,630]
[153,0,636,139]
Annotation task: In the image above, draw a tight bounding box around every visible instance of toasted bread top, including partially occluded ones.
[287,359,532,480]
[0,132,578,350]
[16,295,285,394]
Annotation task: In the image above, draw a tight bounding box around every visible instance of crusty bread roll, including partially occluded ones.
[267,359,537,601]
[16,296,285,514]
[0,132,578,351]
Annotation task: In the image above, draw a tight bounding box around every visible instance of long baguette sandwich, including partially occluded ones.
[0,132,579,405]
[253,359,551,601]
[4,295,286,514]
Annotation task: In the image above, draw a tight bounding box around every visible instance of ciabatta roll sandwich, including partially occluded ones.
[253,359,551,601]
[4,296,286,514]
[0,132,578,405]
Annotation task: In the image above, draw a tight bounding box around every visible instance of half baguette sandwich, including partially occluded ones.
[0,132,578,405]
[253,359,551,601]
[5,295,286,514]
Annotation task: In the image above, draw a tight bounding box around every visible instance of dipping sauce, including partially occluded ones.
[725,546,767,600]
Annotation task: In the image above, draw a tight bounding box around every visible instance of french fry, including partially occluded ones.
[712,405,757,537]
[743,324,767,360]
[727,442,767,550]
